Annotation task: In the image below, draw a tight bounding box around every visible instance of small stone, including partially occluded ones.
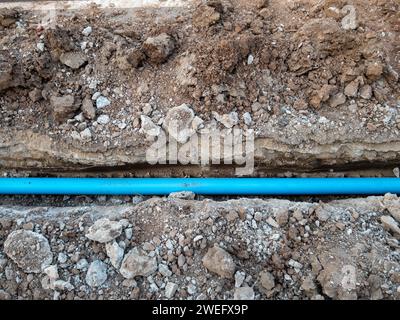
[202,245,235,279]
[97,114,110,125]
[140,115,161,137]
[234,286,255,300]
[60,52,87,69]
[96,96,111,109]
[86,218,123,243]
[329,92,346,108]
[393,167,400,178]
[381,216,400,235]
[247,54,254,65]
[341,5,358,30]
[36,42,45,52]
[53,280,74,291]
[344,80,360,97]
[243,112,252,126]
[275,209,289,226]
[165,282,178,299]
[142,103,153,116]
[82,26,92,36]
[106,241,124,269]
[235,271,246,288]
[58,252,67,264]
[168,191,196,200]
[143,33,175,64]
[266,217,279,228]
[301,276,317,296]
[289,259,303,270]
[359,85,372,99]
[80,128,92,140]
[260,271,275,291]
[4,230,53,273]
[43,265,59,280]
[76,258,89,270]
[213,111,239,128]
[158,264,172,277]
[119,247,158,279]
[85,260,108,287]
[82,97,96,119]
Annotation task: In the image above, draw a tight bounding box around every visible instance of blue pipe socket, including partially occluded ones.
[0,178,400,195]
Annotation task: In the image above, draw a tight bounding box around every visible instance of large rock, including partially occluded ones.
[143,33,175,64]
[119,247,158,279]
[202,245,235,278]
[85,260,108,287]
[86,218,123,243]
[4,230,53,273]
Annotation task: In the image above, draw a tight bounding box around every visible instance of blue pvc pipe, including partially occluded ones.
[0,178,399,195]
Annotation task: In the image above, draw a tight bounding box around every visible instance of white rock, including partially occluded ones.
[58,252,67,264]
[96,96,111,109]
[234,286,255,300]
[341,5,358,30]
[168,191,195,200]
[158,264,172,277]
[97,114,110,125]
[140,115,161,137]
[80,128,92,140]
[86,260,108,287]
[86,218,123,243]
[43,265,59,280]
[92,92,101,100]
[235,271,246,288]
[76,258,89,270]
[165,282,178,299]
[53,280,74,291]
[243,112,252,126]
[213,111,239,128]
[36,42,45,52]
[106,241,124,269]
[247,54,254,65]
[82,26,92,36]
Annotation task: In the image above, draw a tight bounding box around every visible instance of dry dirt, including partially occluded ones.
[0,0,400,301]
[0,0,399,174]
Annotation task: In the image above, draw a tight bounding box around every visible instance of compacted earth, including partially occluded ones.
[0,0,400,300]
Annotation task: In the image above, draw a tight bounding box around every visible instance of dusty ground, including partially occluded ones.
[0,0,400,301]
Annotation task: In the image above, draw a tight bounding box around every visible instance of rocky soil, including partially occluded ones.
[1,0,400,301]
[0,0,399,174]
[0,192,400,300]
